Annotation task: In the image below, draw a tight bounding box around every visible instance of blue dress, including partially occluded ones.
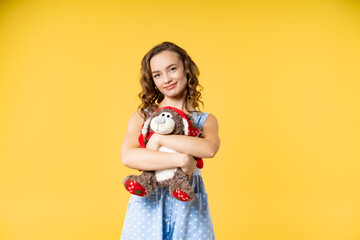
[120,111,215,240]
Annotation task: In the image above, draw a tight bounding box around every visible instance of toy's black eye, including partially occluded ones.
[167,115,170,118]
[162,113,165,116]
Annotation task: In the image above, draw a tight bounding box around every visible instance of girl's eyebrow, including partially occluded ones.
[152,64,177,74]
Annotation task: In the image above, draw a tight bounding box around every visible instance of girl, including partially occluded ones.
[120,41,220,240]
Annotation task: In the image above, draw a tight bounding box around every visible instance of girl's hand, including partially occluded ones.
[178,153,197,178]
[146,133,162,150]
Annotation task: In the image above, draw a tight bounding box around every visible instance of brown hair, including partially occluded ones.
[138,41,204,119]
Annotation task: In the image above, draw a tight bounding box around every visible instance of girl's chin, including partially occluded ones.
[161,88,185,97]
[165,90,186,99]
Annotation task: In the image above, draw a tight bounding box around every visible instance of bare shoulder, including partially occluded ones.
[201,113,219,140]
[121,110,145,151]
[132,109,145,121]
[203,113,219,132]
[201,113,220,156]
[127,110,145,131]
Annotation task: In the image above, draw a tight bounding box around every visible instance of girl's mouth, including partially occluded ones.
[165,82,177,90]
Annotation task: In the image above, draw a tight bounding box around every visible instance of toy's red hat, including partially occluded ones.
[138,106,203,169]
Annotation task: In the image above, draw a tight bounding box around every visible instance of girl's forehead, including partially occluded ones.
[150,51,182,68]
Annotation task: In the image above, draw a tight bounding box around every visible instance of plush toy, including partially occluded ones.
[123,106,203,202]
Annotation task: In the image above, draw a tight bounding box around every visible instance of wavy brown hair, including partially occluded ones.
[138,41,204,119]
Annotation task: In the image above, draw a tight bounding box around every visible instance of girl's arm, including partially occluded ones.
[120,110,197,174]
[147,113,220,158]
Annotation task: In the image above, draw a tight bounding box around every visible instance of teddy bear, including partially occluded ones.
[123,106,203,202]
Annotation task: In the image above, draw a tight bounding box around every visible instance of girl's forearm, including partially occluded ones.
[121,148,183,171]
[159,135,216,158]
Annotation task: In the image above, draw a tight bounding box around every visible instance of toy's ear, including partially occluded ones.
[142,117,151,137]
[185,113,201,137]
[185,114,194,124]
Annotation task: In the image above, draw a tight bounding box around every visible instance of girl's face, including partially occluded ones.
[150,50,187,99]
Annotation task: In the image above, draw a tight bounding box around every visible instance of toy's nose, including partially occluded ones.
[154,117,166,124]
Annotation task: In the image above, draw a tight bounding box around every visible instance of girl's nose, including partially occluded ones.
[154,117,166,124]
[164,73,173,83]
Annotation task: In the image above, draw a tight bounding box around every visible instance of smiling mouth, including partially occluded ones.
[165,82,177,90]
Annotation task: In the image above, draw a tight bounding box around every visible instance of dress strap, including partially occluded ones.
[144,109,152,119]
[198,113,209,130]
[193,167,201,176]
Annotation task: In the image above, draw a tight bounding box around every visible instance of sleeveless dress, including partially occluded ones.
[120,110,215,240]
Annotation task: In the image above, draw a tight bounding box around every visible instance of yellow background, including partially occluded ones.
[1,0,360,239]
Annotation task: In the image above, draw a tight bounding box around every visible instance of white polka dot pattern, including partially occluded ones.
[120,111,214,240]
[120,176,215,240]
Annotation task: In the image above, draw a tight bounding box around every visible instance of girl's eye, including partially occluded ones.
[170,67,176,71]
[153,74,159,78]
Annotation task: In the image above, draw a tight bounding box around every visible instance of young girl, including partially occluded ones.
[120,41,220,240]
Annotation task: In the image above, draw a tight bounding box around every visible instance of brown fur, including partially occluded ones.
[123,108,196,201]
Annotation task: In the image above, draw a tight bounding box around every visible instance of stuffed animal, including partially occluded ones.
[123,106,203,202]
